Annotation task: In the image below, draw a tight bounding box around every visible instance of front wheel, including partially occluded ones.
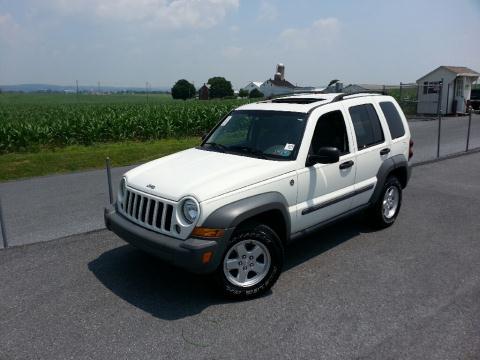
[369,176,402,228]
[216,223,284,299]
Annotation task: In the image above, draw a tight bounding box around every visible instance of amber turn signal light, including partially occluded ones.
[202,251,213,264]
[191,227,225,238]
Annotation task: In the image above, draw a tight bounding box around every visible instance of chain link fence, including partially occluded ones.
[1,86,480,249]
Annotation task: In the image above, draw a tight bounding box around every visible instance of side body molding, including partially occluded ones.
[369,154,410,205]
[202,192,291,240]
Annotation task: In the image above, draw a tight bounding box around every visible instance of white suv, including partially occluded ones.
[105,93,413,299]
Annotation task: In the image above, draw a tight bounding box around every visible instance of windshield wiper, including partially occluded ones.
[229,145,268,159]
[202,142,229,152]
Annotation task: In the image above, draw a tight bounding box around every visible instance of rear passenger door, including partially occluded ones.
[343,100,391,208]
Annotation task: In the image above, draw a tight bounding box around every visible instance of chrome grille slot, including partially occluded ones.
[119,187,176,235]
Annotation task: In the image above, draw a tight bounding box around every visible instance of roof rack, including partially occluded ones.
[331,92,384,103]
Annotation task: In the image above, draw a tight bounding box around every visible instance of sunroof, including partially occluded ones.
[271,98,324,104]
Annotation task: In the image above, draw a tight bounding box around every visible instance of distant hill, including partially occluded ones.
[0,83,171,93]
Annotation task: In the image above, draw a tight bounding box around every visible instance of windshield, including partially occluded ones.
[201,110,308,160]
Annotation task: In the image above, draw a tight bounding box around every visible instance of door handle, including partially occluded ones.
[380,148,391,155]
[339,160,354,170]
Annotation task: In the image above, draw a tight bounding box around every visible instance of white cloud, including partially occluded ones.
[49,0,239,29]
[280,17,340,49]
[0,13,21,45]
[257,1,278,22]
[222,46,242,59]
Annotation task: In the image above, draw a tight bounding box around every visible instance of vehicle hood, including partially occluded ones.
[124,148,295,202]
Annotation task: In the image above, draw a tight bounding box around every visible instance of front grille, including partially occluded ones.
[119,187,175,233]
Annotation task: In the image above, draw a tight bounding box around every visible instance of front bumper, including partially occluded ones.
[104,206,231,273]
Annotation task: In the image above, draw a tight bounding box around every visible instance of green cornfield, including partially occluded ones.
[0,99,250,153]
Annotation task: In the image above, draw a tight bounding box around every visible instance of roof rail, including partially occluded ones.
[331,92,384,103]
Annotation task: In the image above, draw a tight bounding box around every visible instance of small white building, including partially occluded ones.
[260,78,296,97]
[416,66,479,114]
[242,81,263,93]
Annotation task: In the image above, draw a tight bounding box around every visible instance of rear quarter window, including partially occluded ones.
[348,103,385,150]
[379,101,405,139]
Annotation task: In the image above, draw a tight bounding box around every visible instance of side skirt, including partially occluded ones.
[288,204,370,243]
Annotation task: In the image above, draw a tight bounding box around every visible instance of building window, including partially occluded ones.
[423,81,440,94]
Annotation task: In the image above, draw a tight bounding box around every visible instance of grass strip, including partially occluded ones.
[0,137,200,182]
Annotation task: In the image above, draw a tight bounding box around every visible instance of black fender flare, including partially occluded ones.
[202,192,291,241]
[369,154,410,205]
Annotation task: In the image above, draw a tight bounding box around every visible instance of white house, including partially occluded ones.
[260,78,296,97]
[416,66,479,115]
[242,81,263,93]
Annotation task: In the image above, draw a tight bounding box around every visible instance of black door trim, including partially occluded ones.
[301,184,375,215]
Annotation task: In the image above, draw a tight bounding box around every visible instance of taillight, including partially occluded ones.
[408,139,414,160]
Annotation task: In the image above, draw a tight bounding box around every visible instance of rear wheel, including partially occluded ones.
[216,223,283,299]
[369,176,402,228]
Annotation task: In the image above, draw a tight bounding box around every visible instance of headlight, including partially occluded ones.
[119,178,126,198]
[182,199,199,224]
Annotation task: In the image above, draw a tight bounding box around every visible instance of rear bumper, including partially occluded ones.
[104,206,231,273]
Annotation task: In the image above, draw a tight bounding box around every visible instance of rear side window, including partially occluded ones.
[348,104,384,150]
[379,101,405,139]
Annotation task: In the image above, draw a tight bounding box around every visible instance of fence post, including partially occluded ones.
[436,79,444,158]
[399,82,403,107]
[106,157,114,204]
[466,107,472,152]
[0,196,8,249]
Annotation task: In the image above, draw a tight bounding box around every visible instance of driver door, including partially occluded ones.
[295,109,357,232]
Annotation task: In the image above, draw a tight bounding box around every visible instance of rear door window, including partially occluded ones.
[348,104,385,150]
[379,101,405,139]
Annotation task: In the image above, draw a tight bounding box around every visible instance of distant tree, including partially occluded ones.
[171,79,196,100]
[207,77,234,99]
[238,89,249,98]
[327,79,339,88]
[249,89,264,98]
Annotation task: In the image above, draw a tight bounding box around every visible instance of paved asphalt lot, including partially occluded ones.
[1,153,479,359]
[0,114,479,248]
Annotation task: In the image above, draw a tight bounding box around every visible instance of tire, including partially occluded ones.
[369,176,402,229]
[216,223,284,300]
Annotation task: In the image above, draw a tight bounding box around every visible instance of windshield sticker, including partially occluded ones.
[221,116,232,126]
[284,143,295,151]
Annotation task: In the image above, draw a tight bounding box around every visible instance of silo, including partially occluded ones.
[276,63,285,80]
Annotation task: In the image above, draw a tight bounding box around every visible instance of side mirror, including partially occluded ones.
[306,147,340,166]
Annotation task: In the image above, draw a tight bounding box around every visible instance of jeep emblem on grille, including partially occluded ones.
[146,184,156,189]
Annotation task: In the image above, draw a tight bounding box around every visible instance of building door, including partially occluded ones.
[455,77,465,113]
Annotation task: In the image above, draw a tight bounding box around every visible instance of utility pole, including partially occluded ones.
[76,80,79,101]
[146,81,149,104]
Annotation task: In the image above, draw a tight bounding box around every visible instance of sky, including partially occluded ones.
[0,0,479,89]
